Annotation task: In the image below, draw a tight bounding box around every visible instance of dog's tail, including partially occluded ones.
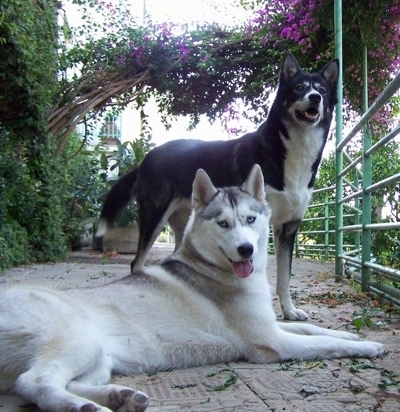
[96,168,139,237]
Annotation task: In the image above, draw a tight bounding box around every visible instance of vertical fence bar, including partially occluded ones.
[354,175,361,252]
[361,45,372,291]
[334,0,344,281]
[324,192,330,260]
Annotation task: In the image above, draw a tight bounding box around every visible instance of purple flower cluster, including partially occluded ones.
[115,40,146,69]
[345,1,400,117]
[177,42,190,60]
[86,0,400,127]
[246,0,324,52]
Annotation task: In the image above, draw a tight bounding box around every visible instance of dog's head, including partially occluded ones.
[187,164,270,279]
[275,53,339,129]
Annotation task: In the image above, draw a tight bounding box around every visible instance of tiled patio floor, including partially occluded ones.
[0,245,399,411]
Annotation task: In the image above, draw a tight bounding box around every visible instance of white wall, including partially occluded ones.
[119,99,233,146]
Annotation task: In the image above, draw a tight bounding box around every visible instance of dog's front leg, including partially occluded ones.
[274,220,308,321]
[68,382,149,412]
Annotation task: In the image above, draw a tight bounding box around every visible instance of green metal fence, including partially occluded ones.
[335,70,400,306]
[297,70,400,306]
[294,0,400,307]
[295,185,362,262]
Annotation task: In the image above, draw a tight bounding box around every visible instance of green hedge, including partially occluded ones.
[0,1,106,270]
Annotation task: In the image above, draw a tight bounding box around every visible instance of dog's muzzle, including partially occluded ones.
[295,107,320,123]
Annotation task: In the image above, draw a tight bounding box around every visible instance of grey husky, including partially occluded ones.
[97,52,339,321]
[0,165,384,412]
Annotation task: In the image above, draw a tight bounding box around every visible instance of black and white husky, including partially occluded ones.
[97,53,339,321]
[0,166,383,412]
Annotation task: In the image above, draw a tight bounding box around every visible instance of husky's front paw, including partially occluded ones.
[109,388,149,412]
[361,341,385,358]
[283,307,309,321]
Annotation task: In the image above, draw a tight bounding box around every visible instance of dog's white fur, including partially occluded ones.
[0,165,384,412]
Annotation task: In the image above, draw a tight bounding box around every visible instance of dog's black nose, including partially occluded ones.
[309,93,322,103]
[237,243,253,258]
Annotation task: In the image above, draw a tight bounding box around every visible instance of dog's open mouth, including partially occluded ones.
[231,259,254,278]
[296,107,320,123]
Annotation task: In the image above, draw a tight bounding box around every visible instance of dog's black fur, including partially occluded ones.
[98,53,339,320]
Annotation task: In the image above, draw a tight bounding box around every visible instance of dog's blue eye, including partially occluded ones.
[247,216,256,224]
[318,87,326,94]
[295,85,304,92]
[218,220,228,228]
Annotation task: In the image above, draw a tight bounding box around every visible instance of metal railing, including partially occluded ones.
[270,0,400,308]
[295,185,361,261]
[335,68,400,306]
[297,70,400,306]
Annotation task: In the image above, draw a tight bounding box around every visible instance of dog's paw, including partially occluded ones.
[109,388,149,412]
[358,341,385,358]
[352,341,385,358]
[283,307,309,321]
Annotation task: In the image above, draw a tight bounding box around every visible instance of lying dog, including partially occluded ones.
[97,52,339,321]
[0,165,383,412]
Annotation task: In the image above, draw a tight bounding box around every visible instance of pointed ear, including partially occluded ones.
[280,52,302,82]
[241,164,265,203]
[319,58,339,88]
[192,169,218,210]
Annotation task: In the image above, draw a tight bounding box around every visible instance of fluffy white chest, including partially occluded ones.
[266,127,324,226]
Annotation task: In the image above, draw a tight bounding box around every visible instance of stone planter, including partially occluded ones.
[101,224,139,254]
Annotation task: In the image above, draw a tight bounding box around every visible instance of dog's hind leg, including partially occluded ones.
[132,218,166,272]
[167,199,191,251]
[274,220,309,321]
[13,330,118,411]
[66,351,149,412]
[131,200,175,272]
[14,355,149,412]
[15,362,110,412]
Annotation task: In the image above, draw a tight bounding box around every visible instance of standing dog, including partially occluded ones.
[97,52,339,321]
[0,165,383,412]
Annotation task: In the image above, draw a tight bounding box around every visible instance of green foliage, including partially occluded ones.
[352,307,390,332]
[378,369,400,391]
[373,231,400,271]
[0,0,58,138]
[352,309,377,332]
[0,222,30,271]
[0,0,76,270]
[100,137,154,179]
[202,373,238,392]
[0,131,68,269]
[98,134,154,225]
[58,133,108,249]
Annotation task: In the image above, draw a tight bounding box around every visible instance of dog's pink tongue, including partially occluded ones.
[232,260,253,278]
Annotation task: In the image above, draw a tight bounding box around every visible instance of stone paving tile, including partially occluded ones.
[232,361,377,408]
[0,262,130,288]
[0,247,399,411]
[114,366,268,411]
